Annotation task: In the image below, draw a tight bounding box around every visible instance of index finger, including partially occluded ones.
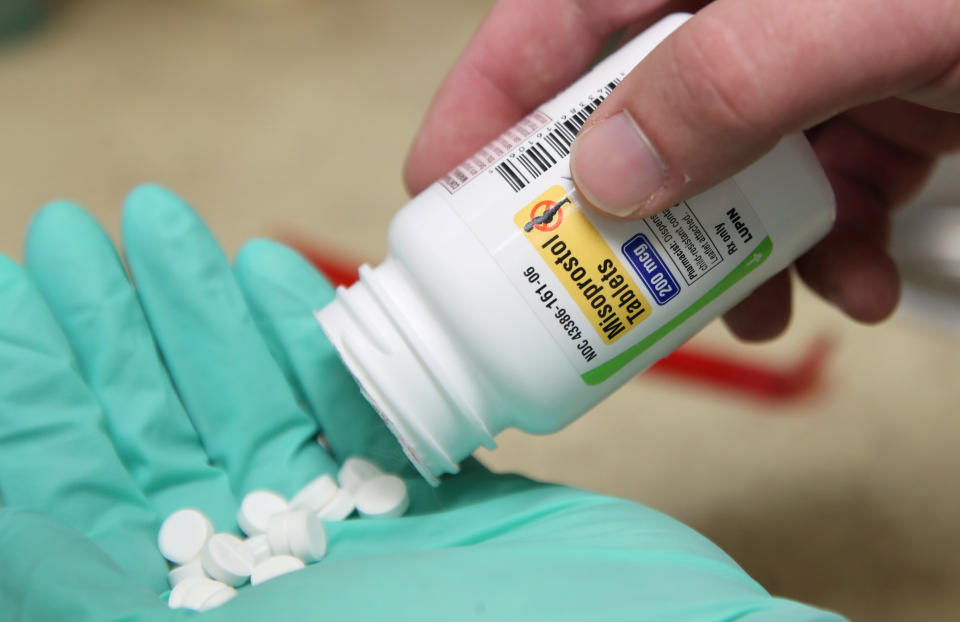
[25,203,238,530]
[402,0,696,194]
[122,185,338,499]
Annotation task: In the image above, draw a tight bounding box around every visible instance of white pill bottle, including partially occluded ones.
[317,13,835,484]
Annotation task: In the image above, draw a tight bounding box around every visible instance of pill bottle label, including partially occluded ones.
[430,38,771,385]
[512,184,653,347]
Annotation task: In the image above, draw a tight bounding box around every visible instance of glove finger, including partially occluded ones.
[233,239,410,474]
[0,508,170,621]
[0,256,168,592]
[24,202,237,530]
[122,185,336,499]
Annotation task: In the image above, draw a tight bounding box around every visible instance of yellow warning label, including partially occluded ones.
[514,186,651,344]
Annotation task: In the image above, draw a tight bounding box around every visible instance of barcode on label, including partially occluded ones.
[440,111,552,194]
[495,79,621,192]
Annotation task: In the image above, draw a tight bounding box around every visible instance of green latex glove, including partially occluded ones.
[0,185,845,621]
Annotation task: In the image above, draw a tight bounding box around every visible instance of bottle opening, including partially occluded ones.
[315,260,495,486]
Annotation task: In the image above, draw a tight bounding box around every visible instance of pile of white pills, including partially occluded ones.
[158,456,409,611]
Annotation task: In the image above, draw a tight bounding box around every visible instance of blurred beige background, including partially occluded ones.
[2,2,959,620]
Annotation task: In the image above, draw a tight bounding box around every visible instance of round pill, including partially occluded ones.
[266,512,292,556]
[244,533,272,564]
[250,555,306,586]
[168,576,207,609]
[237,489,288,537]
[285,511,327,563]
[169,577,224,610]
[168,559,207,589]
[315,486,355,521]
[158,508,214,565]
[182,579,235,611]
[337,457,383,494]
[289,474,338,514]
[354,474,409,519]
[196,584,237,611]
[200,533,256,587]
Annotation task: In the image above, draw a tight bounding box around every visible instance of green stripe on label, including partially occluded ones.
[581,236,773,386]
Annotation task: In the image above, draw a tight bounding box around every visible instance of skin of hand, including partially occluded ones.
[403,0,960,341]
[0,185,846,622]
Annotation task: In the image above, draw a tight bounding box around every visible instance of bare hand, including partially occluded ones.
[404,0,960,340]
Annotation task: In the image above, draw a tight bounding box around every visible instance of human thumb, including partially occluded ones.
[570,0,960,217]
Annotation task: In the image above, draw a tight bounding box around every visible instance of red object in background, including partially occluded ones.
[285,237,363,289]
[284,236,830,403]
[645,337,832,402]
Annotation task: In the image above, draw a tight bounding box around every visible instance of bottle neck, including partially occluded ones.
[314,258,495,485]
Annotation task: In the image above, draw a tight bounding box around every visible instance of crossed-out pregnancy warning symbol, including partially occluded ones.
[523,196,571,233]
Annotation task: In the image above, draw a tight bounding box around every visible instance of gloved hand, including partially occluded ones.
[0,185,845,621]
